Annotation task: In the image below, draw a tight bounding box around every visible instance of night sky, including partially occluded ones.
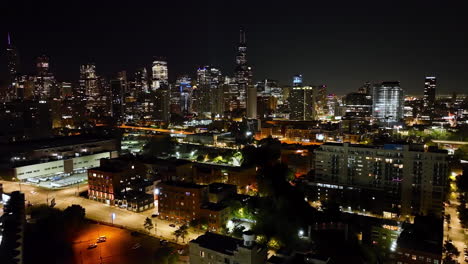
[2,1,468,95]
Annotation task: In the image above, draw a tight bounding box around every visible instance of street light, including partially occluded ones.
[298,229,304,237]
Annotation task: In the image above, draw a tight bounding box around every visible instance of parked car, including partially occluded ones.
[160,240,168,246]
[131,243,141,250]
[87,243,98,249]
[151,213,159,218]
[169,224,176,228]
[97,236,107,243]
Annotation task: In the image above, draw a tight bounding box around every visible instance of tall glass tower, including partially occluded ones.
[372,82,404,124]
[423,76,436,115]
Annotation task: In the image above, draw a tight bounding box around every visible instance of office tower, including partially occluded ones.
[80,64,99,97]
[195,66,223,115]
[289,86,315,120]
[293,74,303,87]
[5,33,20,101]
[34,55,57,99]
[110,78,125,123]
[343,92,373,119]
[117,71,128,94]
[234,28,253,110]
[372,82,404,124]
[60,82,73,98]
[36,55,49,76]
[314,143,448,218]
[134,67,149,95]
[155,86,170,121]
[315,84,328,116]
[15,75,35,100]
[0,100,52,142]
[423,76,436,117]
[176,75,193,113]
[358,81,372,95]
[246,84,257,118]
[151,60,168,90]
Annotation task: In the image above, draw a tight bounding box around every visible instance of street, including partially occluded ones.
[445,193,467,264]
[0,180,202,245]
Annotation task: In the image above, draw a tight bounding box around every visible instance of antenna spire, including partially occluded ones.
[7,32,11,46]
[240,27,246,44]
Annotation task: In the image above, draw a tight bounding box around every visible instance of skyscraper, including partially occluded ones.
[5,33,20,101]
[151,60,168,90]
[423,76,436,117]
[234,28,253,111]
[36,55,50,76]
[289,86,315,120]
[176,75,193,113]
[134,67,149,95]
[195,66,223,115]
[292,74,303,87]
[372,82,404,124]
[80,64,99,97]
[34,55,57,99]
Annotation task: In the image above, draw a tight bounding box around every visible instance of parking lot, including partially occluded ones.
[26,172,87,189]
[70,223,187,264]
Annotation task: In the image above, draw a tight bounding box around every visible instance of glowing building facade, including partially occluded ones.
[372,82,404,124]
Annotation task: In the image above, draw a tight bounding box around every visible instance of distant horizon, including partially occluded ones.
[2,1,468,96]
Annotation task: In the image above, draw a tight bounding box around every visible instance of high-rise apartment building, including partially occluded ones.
[151,60,168,90]
[372,82,404,124]
[313,143,448,218]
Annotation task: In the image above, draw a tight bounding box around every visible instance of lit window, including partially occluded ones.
[200,251,205,257]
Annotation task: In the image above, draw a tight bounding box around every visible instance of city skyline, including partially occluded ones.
[2,1,468,95]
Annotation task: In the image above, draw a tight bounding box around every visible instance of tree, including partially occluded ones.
[175,224,189,243]
[144,217,154,233]
[173,229,181,242]
[63,204,86,233]
[443,241,460,258]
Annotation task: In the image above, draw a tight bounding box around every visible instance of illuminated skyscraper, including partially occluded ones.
[80,64,99,97]
[372,82,404,124]
[151,60,168,90]
[34,55,57,99]
[134,67,149,95]
[176,75,193,113]
[292,74,303,87]
[234,28,253,110]
[289,86,316,120]
[195,66,223,115]
[36,55,50,76]
[423,76,436,116]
